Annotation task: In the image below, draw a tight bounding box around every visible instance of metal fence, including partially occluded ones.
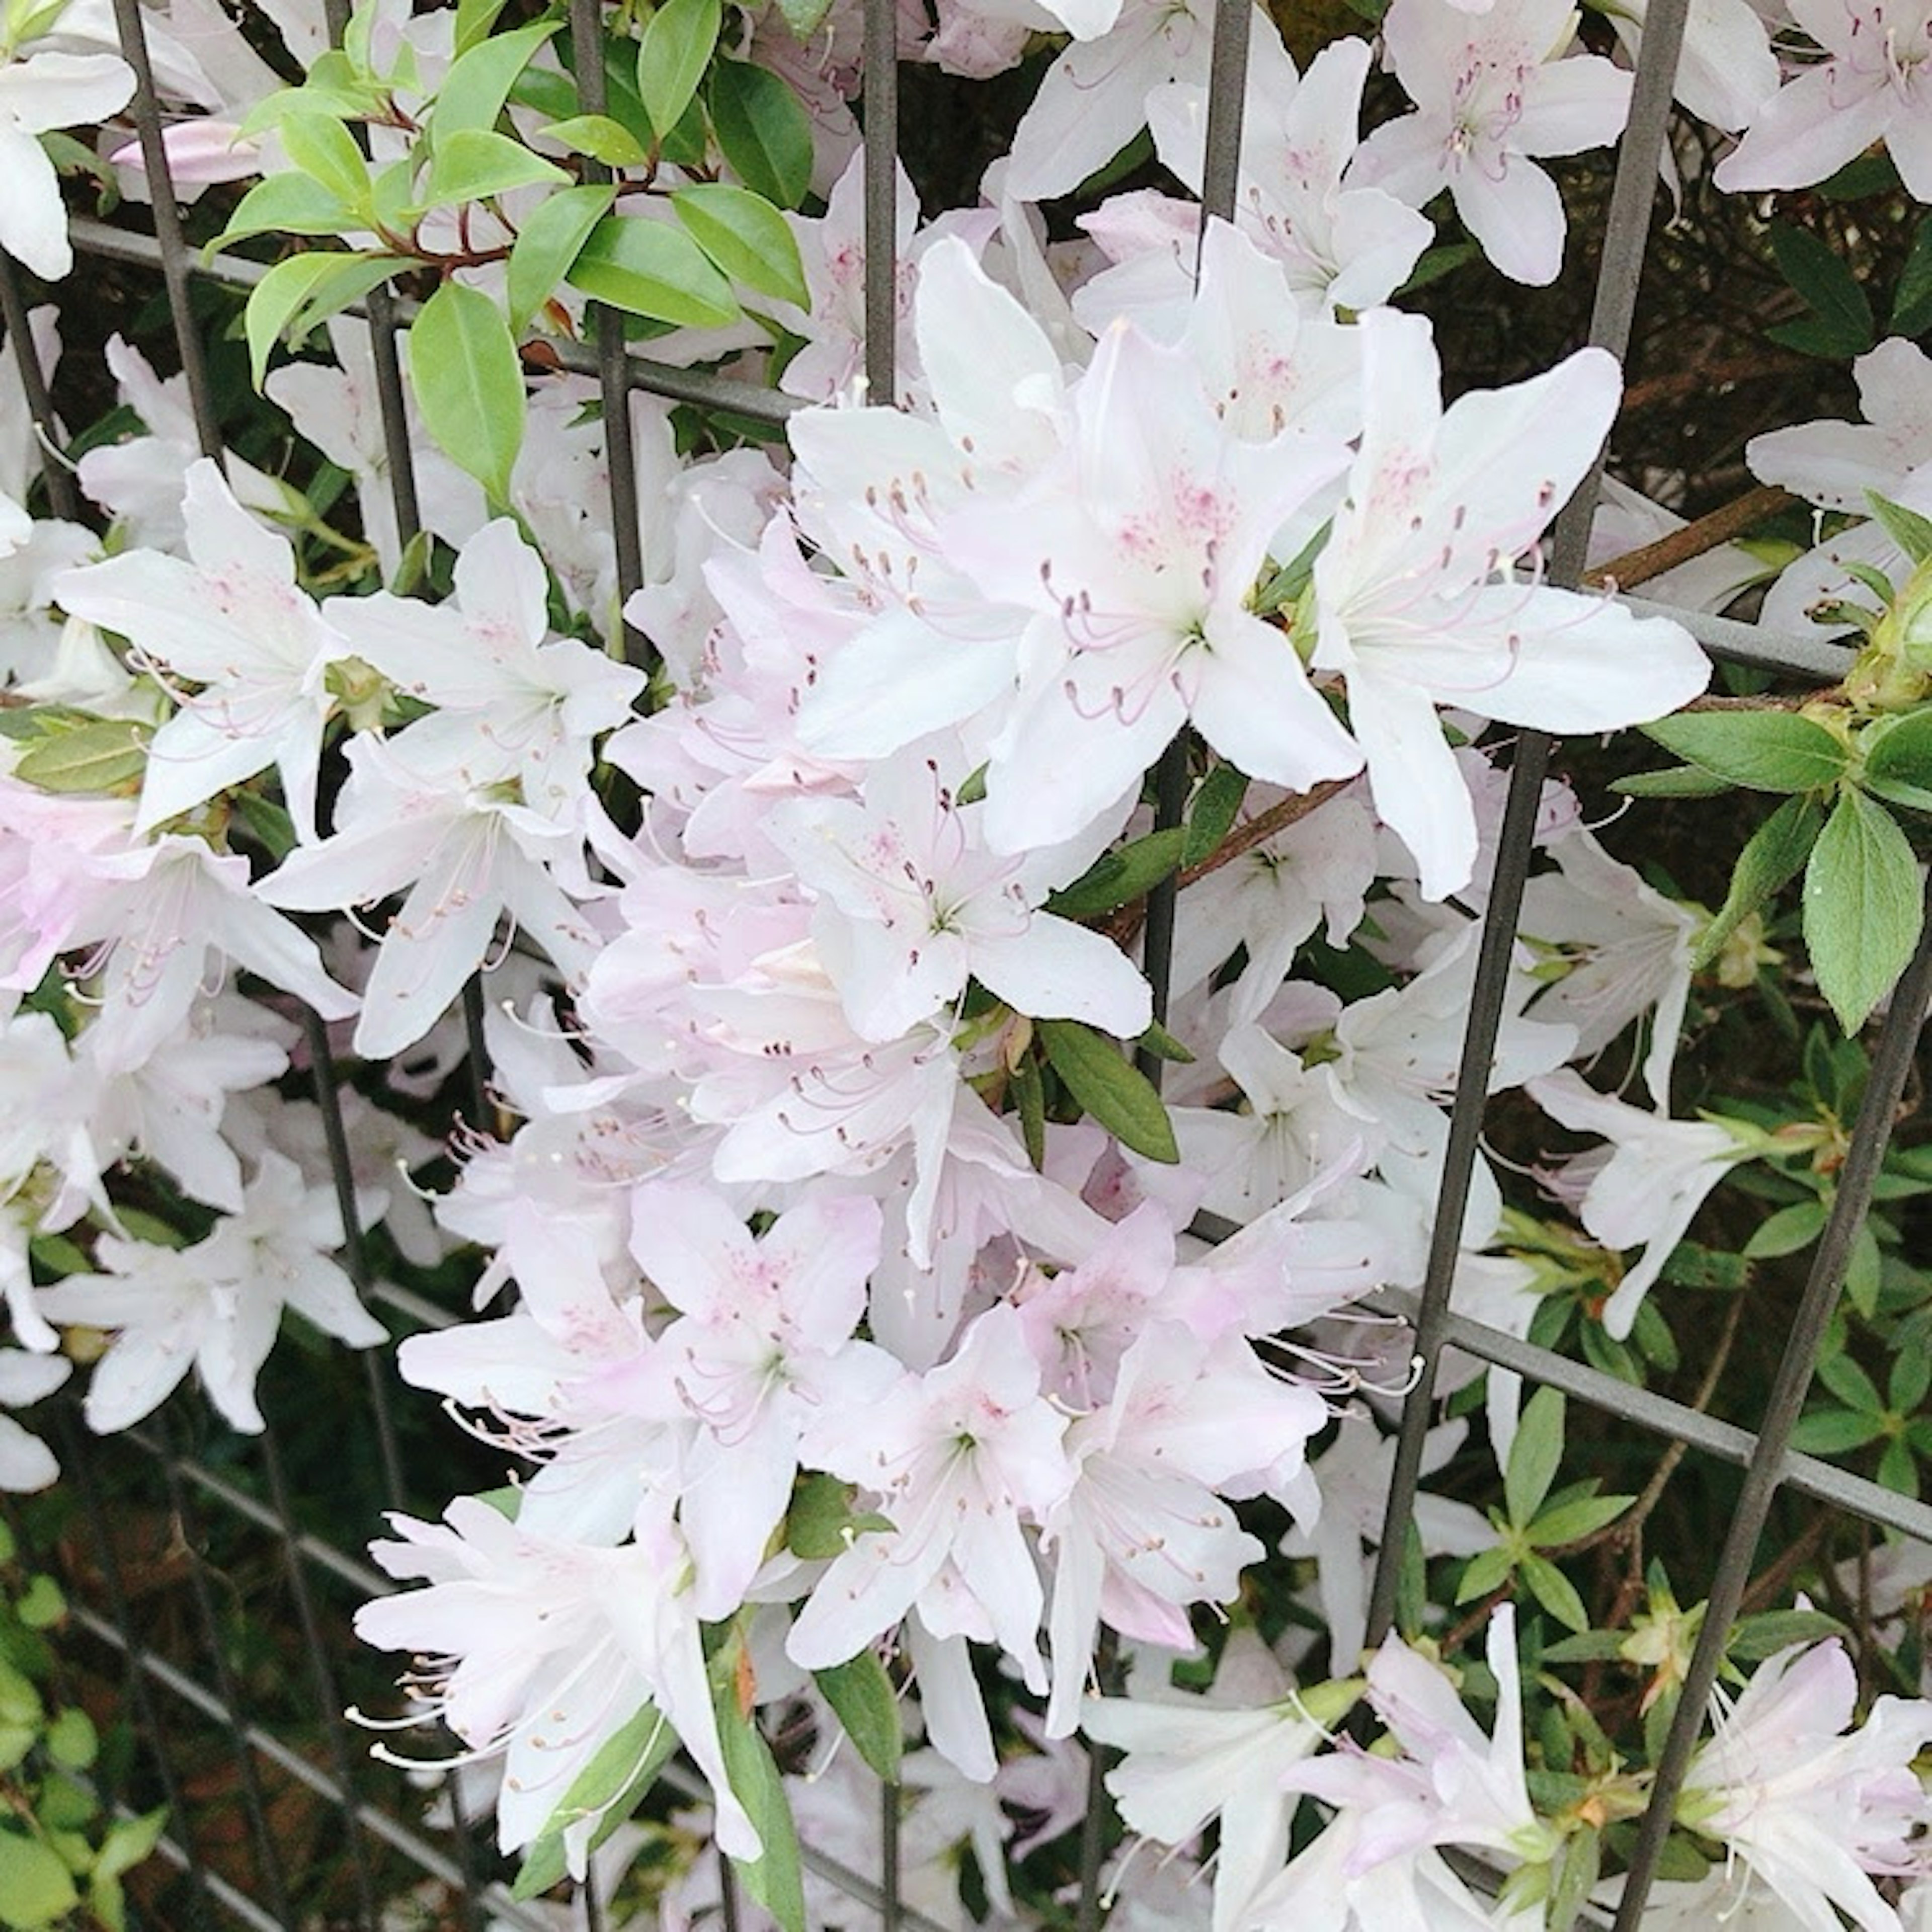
[3,0,1927,1924]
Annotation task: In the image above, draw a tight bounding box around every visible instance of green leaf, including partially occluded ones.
[1742,1197,1827,1259]
[1726,1608,1846,1661]
[638,0,721,141]
[1862,705,1932,797]
[1612,764,1737,798]
[1818,1349,1884,1415]
[14,719,149,796]
[430,21,560,140]
[1788,1407,1886,1454]
[422,127,569,207]
[511,1705,679,1899]
[1012,1051,1046,1170]
[716,1700,806,1932]
[1549,1825,1601,1932]
[277,108,372,211]
[45,1709,96,1770]
[244,252,399,388]
[14,1575,62,1630]
[813,1652,901,1783]
[1045,827,1186,918]
[671,183,809,306]
[567,215,741,329]
[1891,1340,1931,1413]
[1690,794,1826,972]
[1846,1220,1883,1316]
[506,183,616,334]
[1184,764,1248,868]
[1528,1493,1633,1547]
[1455,1542,1515,1603]
[1517,1551,1590,1633]
[511,1834,568,1901]
[1867,492,1932,567]
[1133,1019,1195,1064]
[1893,214,1932,338]
[1538,1630,1628,1663]
[453,0,513,57]
[208,170,358,252]
[1038,1019,1179,1164]
[410,279,525,504]
[1505,1386,1565,1530]
[1803,787,1925,1032]
[708,59,814,209]
[786,1473,891,1561]
[0,1832,79,1929]
[773,0,834,36]
[1879,1433,1919,1496]
[539,113,652,167]
[1766,222,1876,359]
[232,789,298,862]
[1642,711,1849,793]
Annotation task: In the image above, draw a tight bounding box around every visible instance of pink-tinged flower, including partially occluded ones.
[1716,0,1932,202]
[768,753,1152,1042]
[1352,0,1632,287]
[787,1303,1075,1692]
[1597,0,1780,133]
[109,117,260,184]
[38,1151,384,1433]
[1681,1637,1932,1932]
[54,458,347,839]
[256,729,603,1062]
[945,321,1361,855]
[0,48,135,280]
[1526,1069,1759,1338]
[623,1184,895,1619]
[1309,309,1709,902]
[355,1494,759,1871]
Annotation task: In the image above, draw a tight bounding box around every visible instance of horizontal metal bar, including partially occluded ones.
[1623,596,1855,685]
[66,1599,559,1932]
[146,1821,289,1932]
[65,216,799,423]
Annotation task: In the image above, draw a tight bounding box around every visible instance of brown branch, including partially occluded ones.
[1620,358,1811,414]
[1175,774,1356,891]
[1582,484,1797,595]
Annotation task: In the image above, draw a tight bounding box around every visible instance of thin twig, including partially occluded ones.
[1582,484,1796,594]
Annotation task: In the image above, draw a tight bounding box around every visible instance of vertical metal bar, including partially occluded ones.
[861,0,899,406]
[255,1424,386,1932]
[106,0,220,458]
[1362,0,1697,1652]
[152,1410,299,1926]
[1195,0,1250,231]
[568,0,649,662]
[0,254,79,520]
[719,1849,745,1931]
[57,1409,219,1928]
[1612,878,1932,1925]
[579,1860,606,1932]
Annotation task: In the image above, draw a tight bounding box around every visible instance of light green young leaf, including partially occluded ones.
[14,719,149,795]
[507,184,615,334]
[1505,1386,1565,1530]
[1527,1493,1633,1547]
[638,0,721,140]
[430,20,561,140]
[716,1698,806,1932]
[1038,1019,1179,1164]
[1690,793,1826,972]
[1643,710,1849,793]
[1868,491,1932,567]
[1517,1551,1590,1632]
[510,1705,678,1899]
[567,215,740,329]
[671,183,808,306]
[44,1709,95,1771]
[410,279,526,504]
[244,252,400,388]
[0,1833,79,1930]
[708,59,813,209]
[277,108,372,211]
[813,1652,901,1783]
[208,171,357,252]
[453,0,513,56]
[1803,786,1924,1031]
[421,127,570,207]
[14,1575,62,1629]
[539,113,652,167]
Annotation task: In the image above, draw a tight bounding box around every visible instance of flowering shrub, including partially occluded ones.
[9,0,1932,1924]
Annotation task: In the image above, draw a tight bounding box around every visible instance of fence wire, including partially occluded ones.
[2,0,1925,1923]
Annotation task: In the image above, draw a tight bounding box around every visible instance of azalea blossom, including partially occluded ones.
[0,40,134,280]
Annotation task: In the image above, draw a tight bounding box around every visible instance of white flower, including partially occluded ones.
[0,44,134,280]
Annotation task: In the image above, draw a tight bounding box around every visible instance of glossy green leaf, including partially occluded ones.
[454,0,513,55]
[638,0,720,140]
[1690,793,1826,972]
[539,113,652,167]
[245,251,399,387]
[567,215,740,328]
[208,170,357,252]
[0,1834,79,1930]
[277,108,372,211]
[1643,710,1848,793]
[814,1652,901,1783]
[410,279,525,503]
[1038,1019,1179,1164]
[507,183,616,333]
[671,183,808,305]
[1183,764,1248,867]
[1803,786,1924,1032]
[1868,491,1932,567]
[708,59,813,209]
[717,1699,806,1932]
[1505,1386,1565,1530]
[1766,222,1876,359]
[432,21,561,139]
[14,719,149,795]
[422,127,569,207]
[1045,827,1185,919]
